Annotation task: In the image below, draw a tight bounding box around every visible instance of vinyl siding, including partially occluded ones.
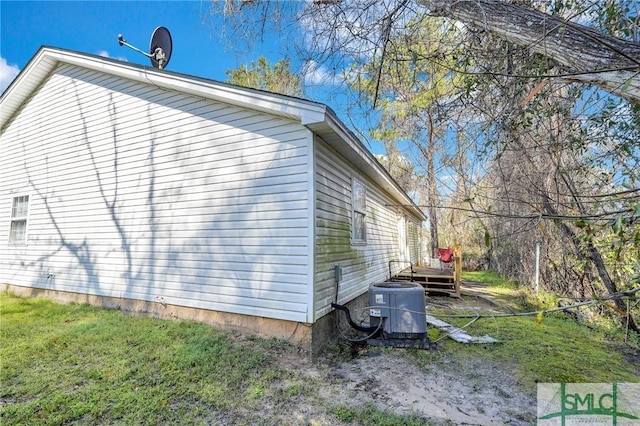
[407,219,422,264]
[313,139,421,320]
[0,64,312,322]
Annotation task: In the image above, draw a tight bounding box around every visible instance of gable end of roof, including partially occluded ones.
[0,46,426,221]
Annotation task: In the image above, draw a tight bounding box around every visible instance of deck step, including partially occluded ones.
[422,282,455,289]
[393,263,461,297]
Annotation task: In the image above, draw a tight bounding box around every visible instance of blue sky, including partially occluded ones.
[1,1,383,152]
[0,1,293,87]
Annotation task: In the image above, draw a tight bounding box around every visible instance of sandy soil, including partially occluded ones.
[246,341,536,426]
[321,351,535,424]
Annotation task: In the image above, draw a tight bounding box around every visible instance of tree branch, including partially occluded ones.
[419,0,640,102]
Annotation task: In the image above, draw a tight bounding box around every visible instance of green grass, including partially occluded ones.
[1,292,430,426]
[331,404,431,425]
[461,270,530,311]
[439,315,637,384]
[417,270,640,392]
[462,270,516,288]
[3,283,638,425]
[0,293,287,425]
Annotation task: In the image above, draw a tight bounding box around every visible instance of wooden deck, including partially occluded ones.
[391,245,462,297]
[392,266,458,296]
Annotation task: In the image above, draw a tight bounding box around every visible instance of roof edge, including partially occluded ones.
[319,109,427,221]
[1,46,425,222]
[1,46,328,130]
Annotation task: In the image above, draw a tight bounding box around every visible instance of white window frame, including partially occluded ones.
[9,195,30,243]
[351,178,367,245]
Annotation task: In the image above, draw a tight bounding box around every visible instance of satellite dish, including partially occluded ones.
[117,26,173,70]
[149,26,172,70]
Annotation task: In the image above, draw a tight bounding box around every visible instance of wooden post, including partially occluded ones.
[453,243,462,297]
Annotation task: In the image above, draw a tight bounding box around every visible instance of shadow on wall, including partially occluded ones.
[21,69,310,323]
[24,80,158,302]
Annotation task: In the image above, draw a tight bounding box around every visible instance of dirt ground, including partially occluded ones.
[229,283,538,425]
[285,350,536,425]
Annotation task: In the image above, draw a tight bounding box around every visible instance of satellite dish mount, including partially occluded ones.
[117,26,173,70]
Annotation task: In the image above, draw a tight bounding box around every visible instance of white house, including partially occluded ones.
[0,47,425,352]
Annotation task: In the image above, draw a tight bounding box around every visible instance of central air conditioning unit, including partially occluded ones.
[368,282,430,348]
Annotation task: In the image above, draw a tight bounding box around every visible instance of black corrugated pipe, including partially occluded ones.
[331,302,380,333]
[332,266,379,334]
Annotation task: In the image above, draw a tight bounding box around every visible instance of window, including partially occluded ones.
[9,195,29,242]
[351,178,367,243]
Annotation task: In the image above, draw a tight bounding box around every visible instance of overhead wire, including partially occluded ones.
[385,203,639,222]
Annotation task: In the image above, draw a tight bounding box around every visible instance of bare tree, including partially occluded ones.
[216,0,640,101]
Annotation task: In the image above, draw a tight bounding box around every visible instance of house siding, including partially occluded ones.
[0,64,312,322]
[313,138,422,320]
[407,219,422,264]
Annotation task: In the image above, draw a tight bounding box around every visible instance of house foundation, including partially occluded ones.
[1,283,368,357]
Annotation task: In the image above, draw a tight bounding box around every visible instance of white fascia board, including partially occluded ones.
[0,49,57,129]
[61,48,329,124]
[153,75,328,125]
[1,47,328,130]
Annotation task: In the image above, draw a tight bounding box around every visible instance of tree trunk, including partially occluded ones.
[421,0,640,102]
[413,110,440,258]
[426,110,439,258]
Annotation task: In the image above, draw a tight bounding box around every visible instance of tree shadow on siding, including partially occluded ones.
[22,153,100,291]
[22,66,312,321]
[23,82,151,300]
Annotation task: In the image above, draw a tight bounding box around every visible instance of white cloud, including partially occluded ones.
[301,59,341,86]
[97,50,128,62]
[0,57,20,93]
